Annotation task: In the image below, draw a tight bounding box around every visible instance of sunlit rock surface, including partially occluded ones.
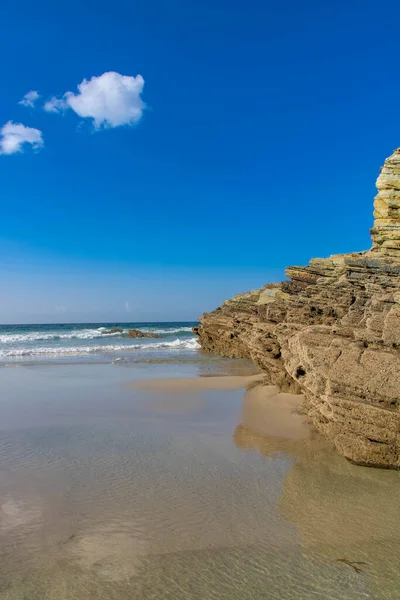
[196,149,400,468]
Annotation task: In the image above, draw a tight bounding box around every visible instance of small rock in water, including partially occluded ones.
[126,329,161,339]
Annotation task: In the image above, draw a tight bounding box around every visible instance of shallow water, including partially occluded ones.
[0,361,399,599]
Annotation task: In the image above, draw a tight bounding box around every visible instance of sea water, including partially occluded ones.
[0,322,199,364]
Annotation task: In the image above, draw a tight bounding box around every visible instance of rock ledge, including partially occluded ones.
[195,149,400,468]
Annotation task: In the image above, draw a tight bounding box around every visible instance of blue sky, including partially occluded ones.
[1,0,400,323]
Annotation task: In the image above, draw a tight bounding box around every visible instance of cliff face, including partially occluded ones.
[195,149,400,468]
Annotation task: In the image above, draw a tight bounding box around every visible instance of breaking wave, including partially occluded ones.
[0,326,194,345]
[0,337,200,357]
[139,327,194,334]
[0,329,117,344]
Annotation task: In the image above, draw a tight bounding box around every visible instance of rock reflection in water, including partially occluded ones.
[234,383,400,598]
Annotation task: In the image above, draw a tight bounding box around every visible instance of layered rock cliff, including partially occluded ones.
[195,148,400,468]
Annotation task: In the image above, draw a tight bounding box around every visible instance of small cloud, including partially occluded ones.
[125,301,131,313]
[44,96,68,114]
[45,71,146,129]
[0,121,44,155]
[19,90,41,108]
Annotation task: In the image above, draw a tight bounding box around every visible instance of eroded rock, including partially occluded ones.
[195,149,400,468]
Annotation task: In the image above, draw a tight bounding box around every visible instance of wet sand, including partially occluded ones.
[134,374,309,440]
[0,362,399,599]
[131,373,266,392]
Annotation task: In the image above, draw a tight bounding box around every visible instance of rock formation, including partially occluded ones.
[126,329,161,339]
[101,328,123,334]
[371,148,400,256]
[195,148,400,468]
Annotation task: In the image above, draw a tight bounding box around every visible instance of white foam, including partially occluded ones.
[0,337,200,357]
[0,326,194,345]
[0,329,119,344]
[140,327,194,334]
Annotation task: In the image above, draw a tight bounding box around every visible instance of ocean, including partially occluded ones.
[0,322,199,364]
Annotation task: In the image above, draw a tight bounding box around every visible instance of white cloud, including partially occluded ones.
[125,301,131,313]
[44,71,146,129]
[19,90,41,108]
[0,121,44,155]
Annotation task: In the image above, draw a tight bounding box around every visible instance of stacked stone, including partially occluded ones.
[371,148,400,257]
